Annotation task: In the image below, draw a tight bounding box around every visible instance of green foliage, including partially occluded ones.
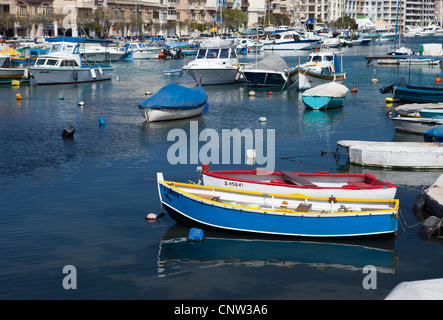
[222,9,248,31]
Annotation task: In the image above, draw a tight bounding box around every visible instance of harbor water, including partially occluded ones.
[1,37,443,300]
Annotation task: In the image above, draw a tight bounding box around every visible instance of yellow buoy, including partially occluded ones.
[16,93,22,100]
[385,97,394,103]
[11,80,20,86]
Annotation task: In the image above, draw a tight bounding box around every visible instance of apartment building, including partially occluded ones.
[0,0,440,38]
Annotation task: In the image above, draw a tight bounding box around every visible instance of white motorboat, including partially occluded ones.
[182,41,243,85]
[262,31,320,51]
[27,36,114,85]
[122,42,163,59]
[80,44,126,62]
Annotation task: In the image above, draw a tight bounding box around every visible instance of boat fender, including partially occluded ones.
[90,68,97,79]
[98,66,103,78]
[73,70,78,81]
[235,72,241,81]
[188,228,204,241]
[24,68,29,78]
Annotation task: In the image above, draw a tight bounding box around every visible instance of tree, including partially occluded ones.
[331,16,357,30]
[0,11,16,38]
[222,9,248,32]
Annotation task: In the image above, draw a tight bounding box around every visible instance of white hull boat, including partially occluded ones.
[200,164,397,199]
[391,115,443,134]
[28,37,113,85]
[183,44,242,85]
[338,140,443,169]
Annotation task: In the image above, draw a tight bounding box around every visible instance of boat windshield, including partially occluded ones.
[219,48,230,58]
[197,49,206,59]
[206,49,219,59]
[35,58,46,65]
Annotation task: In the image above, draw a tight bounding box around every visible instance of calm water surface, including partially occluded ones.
[1,37,443,300]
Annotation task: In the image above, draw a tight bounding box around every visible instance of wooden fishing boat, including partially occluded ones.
[199,164,397,199]
[302,82,349,109]
[157,173,399,238]
[293,51,347,90]
[138,83,207,122]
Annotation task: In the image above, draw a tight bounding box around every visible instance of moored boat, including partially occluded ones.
[199,164,397,199]
[240,54,296,88]
[138,83,208,122]
[157,172,399,238]
[262,31,319,51]
[182,42,242,85]
[27,36,114,85]
[391,115,443,134]
[302,82,349,109]
[293,51,347,90]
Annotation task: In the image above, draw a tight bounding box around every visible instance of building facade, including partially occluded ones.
[0,0,441,38]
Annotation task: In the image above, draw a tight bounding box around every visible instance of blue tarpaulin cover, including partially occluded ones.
[138,83,208,110]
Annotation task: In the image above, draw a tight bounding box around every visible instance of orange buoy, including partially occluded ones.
[436,77,441,83]
[351,81,357,93]
[16,93,22,100]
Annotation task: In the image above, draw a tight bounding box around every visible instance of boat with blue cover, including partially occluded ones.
[27,36,114,85]
[157,172,399,238]
[138,84,208,122]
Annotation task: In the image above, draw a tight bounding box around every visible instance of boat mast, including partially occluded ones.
[394,0,400,50]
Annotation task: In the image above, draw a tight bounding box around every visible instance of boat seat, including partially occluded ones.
[191,193,220,201]
[280,171,317,186]
[295,203,312,212]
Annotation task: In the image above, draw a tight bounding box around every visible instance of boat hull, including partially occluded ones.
[183,67,241,85]
[132,48,162,59]
[242,69,287,87]
[262,40,319,51]
[347,141,443,168]
[28,66,113,85]
[295,68,346,90]
[157,176,399,238]
[302,95,345,109]
[391,115,443,133]
[140,104,205,122]
[394,86,443,103]
[202,169,397,199]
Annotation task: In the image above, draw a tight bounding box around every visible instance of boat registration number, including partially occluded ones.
[224,181,244,188]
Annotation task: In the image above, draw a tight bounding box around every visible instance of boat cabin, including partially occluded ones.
[196,47,237,60]
[34,42,82,67]
[306,53,335,64]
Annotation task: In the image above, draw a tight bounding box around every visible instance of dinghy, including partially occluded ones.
[138,84,208,122]
[302,82,349,110]
[199,164,397,199]
[157,172,399,238]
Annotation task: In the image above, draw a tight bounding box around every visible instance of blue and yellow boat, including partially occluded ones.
[157,173,399,238]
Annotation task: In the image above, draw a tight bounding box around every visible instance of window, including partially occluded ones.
[36,59,46,65]
[206,49,219,59]
[219,48,229,58]
[46,59,58,65]
[61,60,78,67]
[197,49,206,59]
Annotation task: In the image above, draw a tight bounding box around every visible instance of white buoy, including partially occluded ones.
[371,69,378,83]
[145,91,152,96]
[258,117,266,122]
[146,213,157,221]
[249,91,256,97]
[78,101,84,106]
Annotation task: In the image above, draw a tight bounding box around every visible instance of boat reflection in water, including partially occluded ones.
[157,224,398,277]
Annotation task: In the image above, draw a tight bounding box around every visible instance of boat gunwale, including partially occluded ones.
[159,179,399,217]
